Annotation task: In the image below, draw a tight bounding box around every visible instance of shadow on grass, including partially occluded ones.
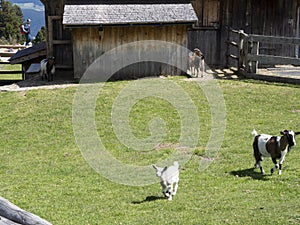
[231,168,272,181]
[132,195,166,204]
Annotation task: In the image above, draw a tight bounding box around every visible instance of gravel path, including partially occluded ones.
[0,70,217,92]
[0,75,79,92]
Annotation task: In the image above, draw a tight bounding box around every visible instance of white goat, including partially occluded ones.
[152,161,179,201]
[188,48,205,77]
[252,129,299,175]
[40,57,55,81]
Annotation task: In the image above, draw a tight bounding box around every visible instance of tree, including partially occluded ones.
[0,0,24,44]
[34,26,46,44]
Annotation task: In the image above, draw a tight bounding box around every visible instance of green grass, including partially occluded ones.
[0,64,22,80]
[0,78,300,224]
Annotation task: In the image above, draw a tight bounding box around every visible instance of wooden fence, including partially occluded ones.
[0,45,25,80]
[226,29,300,76]
[225,29,240,71]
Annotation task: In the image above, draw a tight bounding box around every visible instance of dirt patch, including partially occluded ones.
[291,109,300,113]
[0,74,78,92]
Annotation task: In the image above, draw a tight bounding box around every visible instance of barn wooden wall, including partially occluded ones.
[189,0,300,66]
[222,0,299,58]
[41,0,300,76]
[189,0,221,66]
[42,0,73,69]
[71,25,189,79]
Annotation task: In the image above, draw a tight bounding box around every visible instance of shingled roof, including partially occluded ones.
[65,0,192,5]
[63,3,197,26]
[9,42,46,64]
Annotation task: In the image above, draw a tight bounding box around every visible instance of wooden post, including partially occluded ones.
[0,196,52,225]
[243,35,249,73]
[22,64,25,80]
[295,7,300,58]
[249,41,259,73]
[225,28,230,68]
[238,30,248,76]
[238,30,244,71]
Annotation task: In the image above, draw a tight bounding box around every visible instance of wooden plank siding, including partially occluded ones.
[43,1,73,70]
[71,25,189,79]
[38,0,300,78]
[188,0,221,66]
[189,0,300,66]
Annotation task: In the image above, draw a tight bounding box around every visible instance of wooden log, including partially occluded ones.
[0,197,52,225]
[247,54,300,66]
[0,216,21,225]
[249,35,300,45]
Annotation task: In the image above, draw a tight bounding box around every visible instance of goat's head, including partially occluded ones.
[193,48,204,59]
[152,164,167,178]
[280,130,300,151]
[48,56,55,65]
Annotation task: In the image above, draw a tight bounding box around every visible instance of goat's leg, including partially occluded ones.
[200,60,205,77]
[160,182,168,197]
[254,160,265,174]
[163,185,172,201]
[253,138,265,174]
[194,67,199,78]
[191,66,195,76]
[271,158,278,174]
[278,152,287,175]
[172,182,178,196]
[257,161,265,174]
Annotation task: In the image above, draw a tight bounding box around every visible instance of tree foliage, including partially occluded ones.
[33,26,46,44]
[0,0,24,44]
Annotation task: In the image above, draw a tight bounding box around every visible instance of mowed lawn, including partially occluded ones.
[0,77,300,224]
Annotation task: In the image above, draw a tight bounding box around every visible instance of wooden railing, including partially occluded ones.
[226,29,300,76]
[0,45,25,80]
[225,29,240,71]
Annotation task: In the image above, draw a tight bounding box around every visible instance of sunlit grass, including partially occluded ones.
[0,78,300,224]
[0,63,22,80]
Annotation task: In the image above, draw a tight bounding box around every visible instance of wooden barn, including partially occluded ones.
[40,0,197,80]
[37,0,300,80]
[189,0,300,66]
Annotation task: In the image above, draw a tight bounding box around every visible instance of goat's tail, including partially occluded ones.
[251,129,258,137]
[173,161,179,169]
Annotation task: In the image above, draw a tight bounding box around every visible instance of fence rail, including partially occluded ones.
[0,62,23,80]
[0,46,24,80]
[226,29,300,76]
[225,29,240,70]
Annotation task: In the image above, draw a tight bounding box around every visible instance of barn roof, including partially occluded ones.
[65,0,192,4]
[63,3,197,26]
[9,42,46,64]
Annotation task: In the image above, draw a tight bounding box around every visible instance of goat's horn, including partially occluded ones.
[295,132,300,135]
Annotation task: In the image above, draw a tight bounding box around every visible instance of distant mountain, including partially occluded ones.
[10,0,45,37]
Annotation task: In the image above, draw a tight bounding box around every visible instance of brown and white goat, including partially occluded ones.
[252,129,300,175]
[188,48,205,78]
[40,57,55,82]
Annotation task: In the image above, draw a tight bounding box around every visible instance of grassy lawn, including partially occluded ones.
[0,64,22,80]
[0,77,300,224]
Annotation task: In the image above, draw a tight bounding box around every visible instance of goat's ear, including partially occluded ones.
[162,166,168,173]
[280,131,284,135]
[152,164,158,170]
[295,132,300,135]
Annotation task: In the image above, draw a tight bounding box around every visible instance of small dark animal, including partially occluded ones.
[40,57,55,81]
[252,129,300,175]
